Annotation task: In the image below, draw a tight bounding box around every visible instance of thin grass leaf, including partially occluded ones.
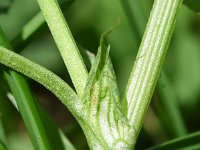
[120,0,150,42]
[3,73,52,150]
[11,0,75,51]
[0,120,7,150]
[37,0,88,96]
[1,3,77,147]
[0,27,78,149]
[1,89,76,150]
[35,99,76,150]
[0,91,9,150]
[0,81,18,133]
[0,30,77,150]
[156,71,187,137]
[0,28,51,150]
[147,131,200,150]
[0,81,76,150]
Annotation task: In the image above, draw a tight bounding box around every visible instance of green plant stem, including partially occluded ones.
[121,0,187,138]
[36,0,88,96]
[0,46,85,121]
[125,0,183,142]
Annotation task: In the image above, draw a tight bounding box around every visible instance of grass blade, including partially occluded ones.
[4,74,52,150]
[147,131,200,150]
[0,27,76,150]
[11,0,75,51]
[35,99,76,150]
[120,0,151,41]
[0,120,7,150]
[0,27,51,150]
[0,79,76,150]
[156,71,187,137]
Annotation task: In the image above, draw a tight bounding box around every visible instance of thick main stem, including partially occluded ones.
[121,0,186,138]
[125,0,183,143]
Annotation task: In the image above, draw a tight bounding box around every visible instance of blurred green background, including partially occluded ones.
[0,0,200,149]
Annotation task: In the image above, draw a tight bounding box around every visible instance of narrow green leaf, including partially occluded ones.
[184,0,200,13]
[0,120,7,150]
[0,82,18,133]
[0,27,76,150]
[147,131,200,150]
[2,89,76,150]
[120,0,151,42]
[0,27,52,150]
[0,27,80,149]
[11,0,75,51]
[4,74,52,150]
[35,99,76,150]
[37,0,88,96]
[156,71,187,137]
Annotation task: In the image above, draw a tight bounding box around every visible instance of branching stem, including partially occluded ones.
[125,0,183,141]
[0,47,86,121]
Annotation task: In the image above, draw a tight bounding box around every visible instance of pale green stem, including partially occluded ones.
[121,0,187,137]
[125,0,183,141]
[36,0,88,96]
[0,47,86,122]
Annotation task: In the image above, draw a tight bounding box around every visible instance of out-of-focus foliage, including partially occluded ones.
[184,0,200,13]
[0,0,200,149]
[148,131,200,150]
[0,0,14,13]
[167,6,200,108]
